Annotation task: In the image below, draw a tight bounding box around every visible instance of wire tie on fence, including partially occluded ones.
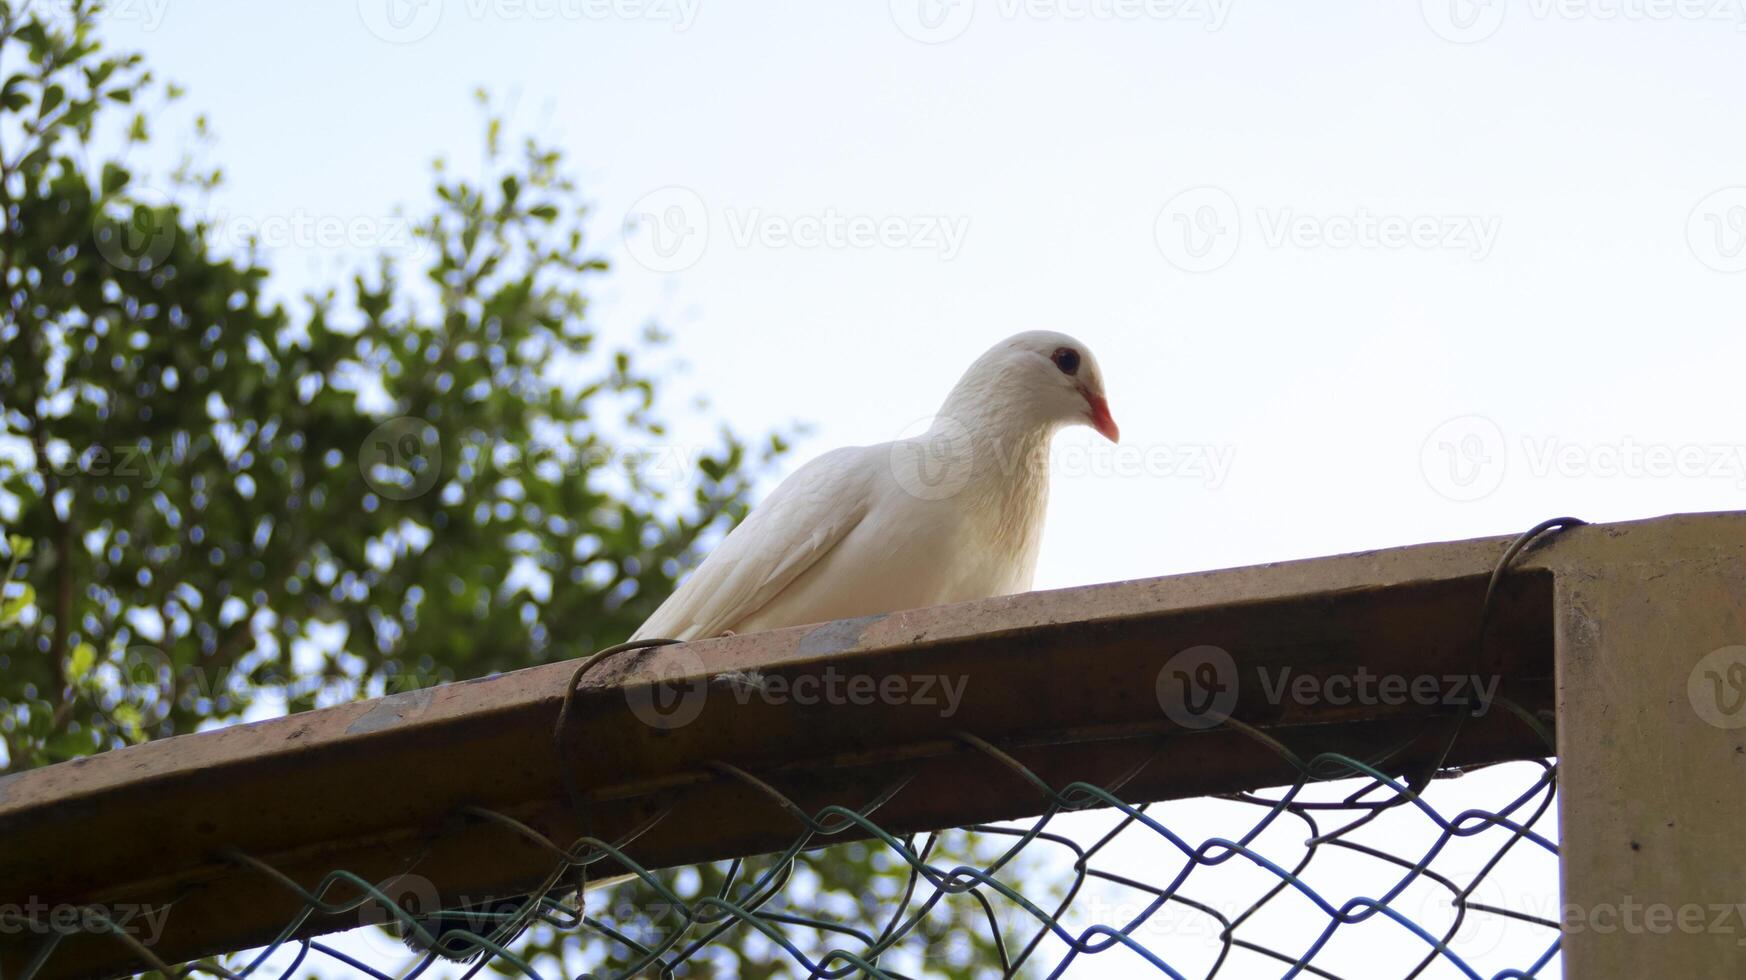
[1410,516,1585,796]
[549,636,682,907]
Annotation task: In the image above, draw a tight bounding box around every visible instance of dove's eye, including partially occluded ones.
[1050,347,1081,376]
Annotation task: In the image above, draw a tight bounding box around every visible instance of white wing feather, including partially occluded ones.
[631,447,873,641]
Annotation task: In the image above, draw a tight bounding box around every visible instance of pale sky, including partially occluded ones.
[101,0,1746,589]
[88,0,1746,975]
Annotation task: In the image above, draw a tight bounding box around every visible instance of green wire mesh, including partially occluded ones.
[8,709,1564,979]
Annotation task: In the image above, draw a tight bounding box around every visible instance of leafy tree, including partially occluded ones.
[0,0,775,768]
[0,3,1034,975]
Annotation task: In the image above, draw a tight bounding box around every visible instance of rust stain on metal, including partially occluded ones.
[342,688,436,735]
[797,614,885,656]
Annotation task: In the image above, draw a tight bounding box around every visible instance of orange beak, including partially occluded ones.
[1084,391,1119,443]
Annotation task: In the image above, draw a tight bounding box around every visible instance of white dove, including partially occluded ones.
[633,330,1118,642]
[412,333,1117,957]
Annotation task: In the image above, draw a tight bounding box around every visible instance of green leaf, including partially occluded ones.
[101,161,129,194]
[68,642,97,682]
[86,60,118,88]
[112,703,145,742]
[0,582,35,623]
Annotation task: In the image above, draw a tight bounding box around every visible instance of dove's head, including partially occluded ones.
[943,331,1119,443]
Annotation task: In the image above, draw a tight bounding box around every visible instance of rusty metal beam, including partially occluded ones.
[2,511,1740,978]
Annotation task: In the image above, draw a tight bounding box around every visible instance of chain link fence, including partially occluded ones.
[16,728,1560,978]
